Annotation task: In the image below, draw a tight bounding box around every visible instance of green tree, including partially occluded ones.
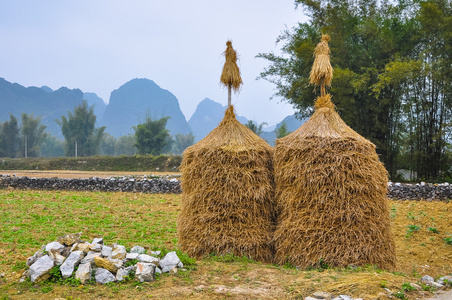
[0,114,20,157]
[115,134,137,156]
[57,100,106,157]
[100,133,116,156]
[276,122,291,139]
[40,134,64,158]
[133,116,170,155]
[245,120,268,136]
[173,133,195,155]
[20,113,47,157]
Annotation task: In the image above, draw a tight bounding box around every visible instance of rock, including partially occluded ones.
[313,291,333,299]
[74,242,91,253]
[137,254,159,264]
[92,237,103,244]
[94,256,119,274]
[159,251,180,273]
[333,296,353,300]
[421,275,435,284]
[305,297,318,300]
[177,261,184,268]
[111,244,126,260]
[169,267,178,275]
[75,263,92,284]
[130,246,146,254]
[45,241,65,253]
[409,283,422,290]
[155,266,162,274]
[90,243,103,252]
[58,232,82,246]
[80,251,101,265]
[27,250,45,267]
[126,252,139,261]
[101,245,112,258]
[150,250,161,256]
[29,255,54,283]
[438,276,452,285]
[95,268,116,284]
[116,268,130,281]
[135,262,155,282]
[49,249,66,266]
[430,281,444,288]
[60,250,84,278]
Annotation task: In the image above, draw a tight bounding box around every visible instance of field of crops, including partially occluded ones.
[1,188,451,299]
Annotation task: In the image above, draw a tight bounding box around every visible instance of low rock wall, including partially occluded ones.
[0,175,181,194]
[1,175,451,201]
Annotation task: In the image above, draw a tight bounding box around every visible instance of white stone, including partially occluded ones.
[421,275,435,284]
[116,268,130,281]
[27,250,45,267]
[90,243,103,252]
[101,245,112,258]
[29,255,54,283]
[81,251,101,265]
[313,291,332,299]
[135,262,155,282]
[126,252,139,260]
[421,181,426,186]
[130,246,146,254]
[92,237,103,244]
[159,251,180,273]
[45,241,65,253]
[49,249,66,266]
[75,263,92,284]
[177,261,184,268]
[111,244,126,260]
[60,250,84,278]
[150,250,161,256]
[95,268,116,284]
[137,254,159,264]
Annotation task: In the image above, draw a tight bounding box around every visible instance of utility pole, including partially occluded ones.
[24,136,27,158]
[75,141,78,157]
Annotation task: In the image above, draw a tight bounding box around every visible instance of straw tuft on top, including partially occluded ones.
[310,34,333,87]
[178,106,275,262]
[220,40,243,92]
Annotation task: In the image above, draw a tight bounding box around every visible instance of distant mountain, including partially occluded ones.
[101,78,191,137]
[0,78,87,138]
[83,92,106,123]
[40,86,53,93]
[188,98,248,142]
[260,114,306,146]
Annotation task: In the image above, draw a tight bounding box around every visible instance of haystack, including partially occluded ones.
[177,106,274,261]
[177,41,274,262]
[273,35,396,270]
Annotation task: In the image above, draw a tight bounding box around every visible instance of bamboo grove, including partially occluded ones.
[258,0,452,180]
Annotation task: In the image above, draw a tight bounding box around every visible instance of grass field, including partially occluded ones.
[0,189,451,299]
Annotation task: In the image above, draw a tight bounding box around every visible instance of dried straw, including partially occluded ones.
[220,41,243,92]
[178,106,274,262]
[310,34,333,87]
[272,95,397,270]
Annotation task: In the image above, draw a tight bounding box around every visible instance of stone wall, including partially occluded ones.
[1,175,451,201]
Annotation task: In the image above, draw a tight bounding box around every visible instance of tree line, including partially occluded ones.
[258,0,452,181]
[0,101,194,158]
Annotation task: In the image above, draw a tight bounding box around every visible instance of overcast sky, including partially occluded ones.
[0,0,309,127]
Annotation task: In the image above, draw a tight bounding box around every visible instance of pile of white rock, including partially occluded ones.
[23,233,184,284]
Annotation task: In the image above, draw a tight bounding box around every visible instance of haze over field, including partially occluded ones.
[0,0,309,127]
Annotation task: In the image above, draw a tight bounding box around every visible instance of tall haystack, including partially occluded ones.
[178,106,274,261]
[273,35,396,270]
[177,41,274,262]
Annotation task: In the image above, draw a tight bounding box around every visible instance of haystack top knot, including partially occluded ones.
[310,34,333,88]
[221,40,243,93]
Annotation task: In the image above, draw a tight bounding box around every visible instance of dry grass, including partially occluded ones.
[178,106,275,262]
[310,34,333,87]
[273,96,396,270]
[220,40,243,92]
[0,188,451,299]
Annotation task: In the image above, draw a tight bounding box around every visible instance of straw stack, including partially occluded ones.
[177,41,274,262]
[178,106,274,262]
[273,35,396,270]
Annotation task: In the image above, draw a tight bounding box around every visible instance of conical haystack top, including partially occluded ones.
[310,34,333,97]
[189,105,271,152]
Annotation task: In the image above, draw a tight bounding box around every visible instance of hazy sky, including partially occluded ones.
[0,1,309,127]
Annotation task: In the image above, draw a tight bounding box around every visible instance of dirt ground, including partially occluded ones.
[0,170,180,179]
